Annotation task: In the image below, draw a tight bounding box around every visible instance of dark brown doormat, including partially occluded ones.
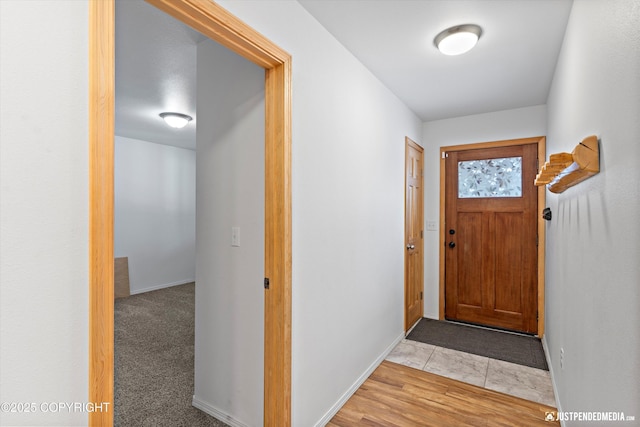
[406,318,548,370]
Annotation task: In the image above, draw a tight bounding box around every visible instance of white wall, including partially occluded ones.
[215,2,423,425]
[114,136,195,294]
[0,1,89,426]
[194,40,265,427]
[4,2,588,426]
[422,105,547,318]
[0,1,420,425]
[544,0,640,421]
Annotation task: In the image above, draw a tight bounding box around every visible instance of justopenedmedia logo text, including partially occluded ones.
[545,411,635,423]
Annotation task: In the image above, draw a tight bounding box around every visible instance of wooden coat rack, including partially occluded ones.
[535,135,600,193]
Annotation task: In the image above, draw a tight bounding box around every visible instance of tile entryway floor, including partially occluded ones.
[386,339,556,407]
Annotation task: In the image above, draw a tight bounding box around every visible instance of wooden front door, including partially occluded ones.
[444,143,538,334]
[405,138,424,331]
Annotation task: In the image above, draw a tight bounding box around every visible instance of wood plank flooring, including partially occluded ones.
[327,361,559,427]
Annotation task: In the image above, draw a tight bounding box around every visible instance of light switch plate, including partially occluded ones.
[427,221,437,231]
[231,227,240,247]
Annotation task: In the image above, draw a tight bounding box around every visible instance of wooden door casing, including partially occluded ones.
[89,1,292,425]
[444,144,538,334]
[405,138,424,331]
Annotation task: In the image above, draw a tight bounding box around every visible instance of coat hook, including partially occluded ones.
[542,207,552,221]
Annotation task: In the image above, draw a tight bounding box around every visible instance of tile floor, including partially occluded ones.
[386,339,557,407]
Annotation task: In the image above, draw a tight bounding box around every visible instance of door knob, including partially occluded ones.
[406,244,415,250]
[448,241,456,248]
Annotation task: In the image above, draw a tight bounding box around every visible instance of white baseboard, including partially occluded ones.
[314,331,406,427]
[130,278,195,295]
[192,396,251,427]
[542,335,565,427]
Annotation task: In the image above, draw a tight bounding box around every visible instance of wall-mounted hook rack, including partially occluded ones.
[534,135,599,193]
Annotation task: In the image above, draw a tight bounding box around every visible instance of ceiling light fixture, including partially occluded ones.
[434,24,482,56]
[159,112,193,129]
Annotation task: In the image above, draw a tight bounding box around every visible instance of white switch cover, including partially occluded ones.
[427,221,437,231]
[231,227,240,247]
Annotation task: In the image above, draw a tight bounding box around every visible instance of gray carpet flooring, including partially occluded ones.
[114,283,229,427]
[406,318,548,370]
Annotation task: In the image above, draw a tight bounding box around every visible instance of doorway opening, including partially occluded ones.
[113,1,267,423]
[89,1,292,425]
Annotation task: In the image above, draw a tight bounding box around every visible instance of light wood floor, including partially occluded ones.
[328,361,559,427]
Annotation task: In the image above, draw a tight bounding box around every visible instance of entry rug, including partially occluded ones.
[406,318,548,370]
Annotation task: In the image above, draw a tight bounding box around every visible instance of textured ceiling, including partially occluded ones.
[115,0,573,150]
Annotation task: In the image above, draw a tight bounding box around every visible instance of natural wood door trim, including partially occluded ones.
[147,0,289,68]
[439,136,543,153]
[536,137,546,337]
[438,136,546,336]
[263,59,293,426]
[88,1,292,425]
[88,1,115,426]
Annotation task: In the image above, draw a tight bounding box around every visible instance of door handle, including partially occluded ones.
[406,244,415,250]
[448,241,456,249]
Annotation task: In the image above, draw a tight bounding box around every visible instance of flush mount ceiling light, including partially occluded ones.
[159,112,193,129]
[434,24,482,56]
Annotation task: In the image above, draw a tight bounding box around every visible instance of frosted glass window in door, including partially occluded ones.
[458,157,522,198]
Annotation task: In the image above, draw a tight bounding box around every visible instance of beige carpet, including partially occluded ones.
[114,283,229,427]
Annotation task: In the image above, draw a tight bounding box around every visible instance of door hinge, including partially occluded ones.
[264,277,270,290]
[421,230,424,238]
[420,291,423,300]
[537,311,539,321]
[536,234,539,247]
